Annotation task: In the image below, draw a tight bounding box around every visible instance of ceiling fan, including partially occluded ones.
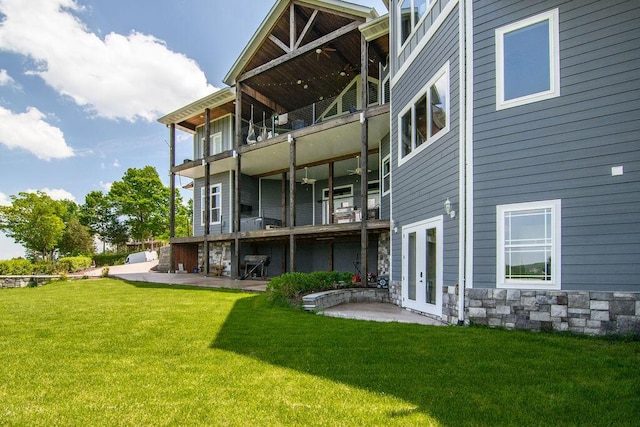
[315,46,336,60]
[301,167,317,185]
[347,156,371,176]
[340,63,358,77]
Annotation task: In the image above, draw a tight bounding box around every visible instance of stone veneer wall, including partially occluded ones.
[377,232,390,276]
[198,242,232,276]
[157,245,170,273]
[0,276,52,288]
[466,289,640,336]
[388,280,460,324]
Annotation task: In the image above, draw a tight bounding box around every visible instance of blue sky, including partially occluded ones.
[0,0,387,258]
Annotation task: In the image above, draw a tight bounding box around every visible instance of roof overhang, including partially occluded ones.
[157,87,236,132]
[223,0,378,87]
[359,13,389,42]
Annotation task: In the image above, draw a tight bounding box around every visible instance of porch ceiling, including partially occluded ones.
[175,108,389,181]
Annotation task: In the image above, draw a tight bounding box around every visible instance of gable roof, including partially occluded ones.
[223,0,378,87]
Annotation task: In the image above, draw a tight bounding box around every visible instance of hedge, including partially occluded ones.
[0,259,34,275]
[57,256,93,273]
[0,256,93,275]
[92,252,129,267]
[266,271,353,306]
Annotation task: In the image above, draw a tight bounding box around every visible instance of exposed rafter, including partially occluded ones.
[238,20,362,83]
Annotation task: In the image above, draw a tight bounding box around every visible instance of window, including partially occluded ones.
[200,184,222,226]
[496,200,561,289]
[398,0,432,47]
[210,132,223,155]
[496,9,560,110]
[398,63,449,163]
[382,155,391,195]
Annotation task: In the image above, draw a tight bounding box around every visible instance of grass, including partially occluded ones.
[0,279,638,426]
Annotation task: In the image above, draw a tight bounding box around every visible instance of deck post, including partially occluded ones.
[289,136,296,273]
[233,83,243,279]
[169,123,176,272]
[360,33,369,285]
[204,108,211,276]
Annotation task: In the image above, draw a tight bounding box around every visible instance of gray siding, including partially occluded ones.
[390,9,461,284]
[472,0,640,291]
[193,172,232,236]
[194,114,233,159]
[393,0,454,76]
[240,174,260,218]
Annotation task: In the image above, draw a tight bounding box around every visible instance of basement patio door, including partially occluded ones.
[402,216,443,316]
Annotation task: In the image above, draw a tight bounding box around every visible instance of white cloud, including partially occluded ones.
[27,187,77,202]
[0,106,75,160]
[99,181,112,192]
[0,68,15,86]
[0,0,216,122]
[0,191,10,206]
[112,159,120,168]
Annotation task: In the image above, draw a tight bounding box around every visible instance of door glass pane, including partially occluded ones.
[408,232,416,301]
[425,228,436,304]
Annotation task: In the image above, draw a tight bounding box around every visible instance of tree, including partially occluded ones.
[0,192,66,260]
[109,166,170,246]
[58,216,94,256]
[175,198,193,238]
[80,190,128,251]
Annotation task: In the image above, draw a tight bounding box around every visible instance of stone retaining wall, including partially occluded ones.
[302,288,390,312]
[466,289,640,336]
[0,276,53,288]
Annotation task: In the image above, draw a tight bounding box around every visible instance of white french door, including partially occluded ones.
[402,216,443,316]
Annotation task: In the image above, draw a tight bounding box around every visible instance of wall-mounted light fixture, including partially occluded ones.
[444,198,456,219]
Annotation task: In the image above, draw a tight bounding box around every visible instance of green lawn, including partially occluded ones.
[1,279,638,426]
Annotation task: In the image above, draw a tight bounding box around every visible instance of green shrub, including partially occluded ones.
[92,252,129,267]
[57,256,92,273]
[32,261,58,275]
[0,259,34,275]
[266,271,353,306]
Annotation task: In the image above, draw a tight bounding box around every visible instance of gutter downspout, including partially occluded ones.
[461,0,475,324]
[457,0,466,325]
[458,0,475,325]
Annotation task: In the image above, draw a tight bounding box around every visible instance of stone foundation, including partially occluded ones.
[389,280,640,336]
[157,245,170,272]
[199,242,232,276]
[377,232,390,276]
[465,289,640,336]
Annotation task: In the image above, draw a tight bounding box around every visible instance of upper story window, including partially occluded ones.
[496,199,561,289]
[200,184,222,226]
[398,0,432,48]
[496,9,560,110]
[398,62,449,164]
[381,155,391,196]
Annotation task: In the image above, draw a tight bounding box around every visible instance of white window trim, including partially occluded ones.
[495,8,560,110]
[210,132,223,156]
[496,199,561,290]
[397,62,450,166]
[397,0,436,53]
[200,184,222,226]
[381,154,391,196]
